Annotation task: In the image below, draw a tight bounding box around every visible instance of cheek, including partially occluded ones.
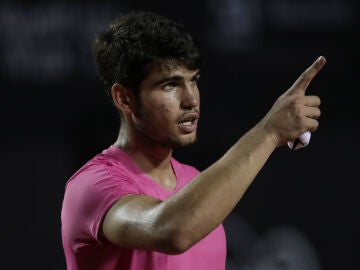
[139,91,180,122]
[162,94,181,116]
[159,103,171,114]
[155,92,179,114]
[137,103,170,128]
[157,102,177,125]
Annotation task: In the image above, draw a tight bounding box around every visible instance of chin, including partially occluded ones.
[171,133,197,148]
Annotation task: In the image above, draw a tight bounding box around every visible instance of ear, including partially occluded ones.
[111,83,135,115]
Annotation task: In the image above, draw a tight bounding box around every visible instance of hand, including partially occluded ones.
[260,56,326,147]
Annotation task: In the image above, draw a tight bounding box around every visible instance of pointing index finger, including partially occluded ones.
[290,56,326,94]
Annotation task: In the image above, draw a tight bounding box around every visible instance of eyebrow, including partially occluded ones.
[154,71,200,86]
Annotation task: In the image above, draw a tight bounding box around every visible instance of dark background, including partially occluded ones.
[1,0,358,269]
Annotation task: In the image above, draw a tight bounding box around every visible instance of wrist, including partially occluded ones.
[252,121,279,150]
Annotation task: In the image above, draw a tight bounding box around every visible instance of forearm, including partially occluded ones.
[157,123,276,250]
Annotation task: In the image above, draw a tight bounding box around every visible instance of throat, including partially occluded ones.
[114,140,177,190]
[151,171,177,191]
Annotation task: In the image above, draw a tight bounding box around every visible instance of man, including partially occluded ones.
[61,10,326,270]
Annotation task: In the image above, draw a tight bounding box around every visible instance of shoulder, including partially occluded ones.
[65,149,136,192]
[65,153,113,186]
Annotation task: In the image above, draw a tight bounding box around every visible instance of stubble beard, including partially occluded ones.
[169,132,197,149]
[133,99,198,149]
[134,112,198,149]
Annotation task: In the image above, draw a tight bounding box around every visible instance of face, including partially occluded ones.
[131,61,200,148]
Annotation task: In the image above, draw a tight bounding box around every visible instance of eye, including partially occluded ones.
[162,82,177,90]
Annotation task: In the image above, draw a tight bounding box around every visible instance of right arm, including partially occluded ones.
[102,56,326,254]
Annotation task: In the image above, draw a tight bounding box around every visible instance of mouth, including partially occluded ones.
[177,112,199,133]
[178,120,195,126]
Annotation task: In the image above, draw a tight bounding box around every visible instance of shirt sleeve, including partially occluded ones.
[63,163,140,251]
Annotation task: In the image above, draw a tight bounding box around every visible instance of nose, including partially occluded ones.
[180,83,199,109]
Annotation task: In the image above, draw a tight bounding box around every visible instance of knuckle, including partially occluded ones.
[300,116,308,125]
[299,73,308,82]
[292,96,303,110]
[296,106,304,116]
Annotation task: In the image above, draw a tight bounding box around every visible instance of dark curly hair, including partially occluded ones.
[93,11,202,99]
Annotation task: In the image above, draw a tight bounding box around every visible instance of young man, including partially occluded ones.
[61,11,326,270]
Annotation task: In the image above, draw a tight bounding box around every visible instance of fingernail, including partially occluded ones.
[317,56,325,64]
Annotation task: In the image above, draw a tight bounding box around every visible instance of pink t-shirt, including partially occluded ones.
[61,145,226,270]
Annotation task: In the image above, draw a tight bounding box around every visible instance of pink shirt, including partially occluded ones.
[61,145,226,270]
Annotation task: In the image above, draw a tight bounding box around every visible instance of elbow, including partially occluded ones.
[165,228,195,254]
[156,224,197,254]
[152,205,199,254]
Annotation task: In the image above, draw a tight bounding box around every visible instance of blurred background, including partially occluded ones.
[1,0,358,269]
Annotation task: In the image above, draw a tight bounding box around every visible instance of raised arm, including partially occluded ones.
[102,56,326,254]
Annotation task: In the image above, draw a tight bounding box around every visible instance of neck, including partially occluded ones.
[113,124,176,190]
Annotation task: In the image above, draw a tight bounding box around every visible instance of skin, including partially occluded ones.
[102,56,326,254]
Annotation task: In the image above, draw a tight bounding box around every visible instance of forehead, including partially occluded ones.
[145,60,199,82]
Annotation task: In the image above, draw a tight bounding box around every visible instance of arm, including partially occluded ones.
[102,56,326,254]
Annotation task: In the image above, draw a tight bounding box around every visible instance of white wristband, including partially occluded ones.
[287,131,311,150]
